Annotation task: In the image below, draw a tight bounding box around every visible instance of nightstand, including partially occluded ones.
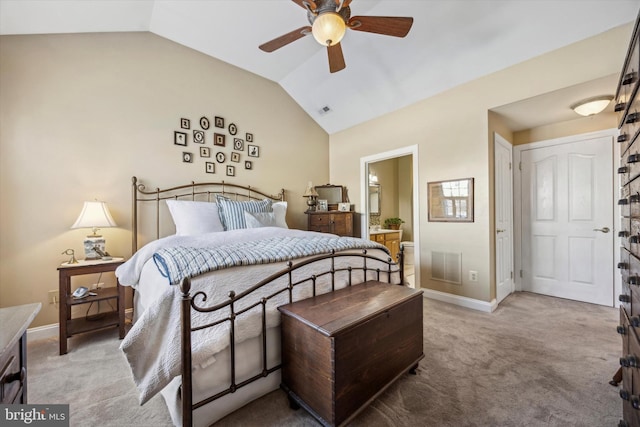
[57,258,125,355]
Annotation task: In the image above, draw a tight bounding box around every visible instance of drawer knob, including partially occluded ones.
[618,262,629,269]
[618,325,627,335]
[628,154,640,163]
[619,134,629,143]
[631,235,640,244]
[627,113,639,124]
[623,72,638,86]
[3,367,25,385]
[620,294,631,303]
[619,166,629,174]
[632,395,640,410]
[619,198,630,205]
[620,420,630,427]
[620,231,630,237]
[621,389,631,400]
[632,317,640,328]
[631,194,640,204]
[630,276,639,286]
[616,102,627,112]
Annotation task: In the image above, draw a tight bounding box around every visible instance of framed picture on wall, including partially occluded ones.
[193,130,204,144]
[214,133,226,147]
[174,131,187,146]
[200,147,210,157]
[231,152,240,163]
[215,116,224,128]
[427,177,474,222]
[248,145,259,157]
[180,118,190,129]
[205,162,215,174]
[226,165,235,176]
[245,161,252,170]
[182,152,193,163]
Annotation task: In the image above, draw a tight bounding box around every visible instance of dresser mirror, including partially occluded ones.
[315,185,347,211]
[369,184,381,215]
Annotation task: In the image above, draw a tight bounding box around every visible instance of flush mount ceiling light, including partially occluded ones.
[571,95,614,117]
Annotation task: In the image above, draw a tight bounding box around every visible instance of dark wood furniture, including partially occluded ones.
[58,258,126,355]
[0,303,41,404]
[307,211,354,236]
[617,8,640,427]
[278,281,423,427]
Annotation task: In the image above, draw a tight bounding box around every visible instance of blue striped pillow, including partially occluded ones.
[216,196,273,230]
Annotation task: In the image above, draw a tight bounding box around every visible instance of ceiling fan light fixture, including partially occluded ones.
[312,12,346,46]
[571,95,614,117]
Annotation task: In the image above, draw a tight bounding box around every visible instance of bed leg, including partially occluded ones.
[288,394,301,410]
[409,363,418,375]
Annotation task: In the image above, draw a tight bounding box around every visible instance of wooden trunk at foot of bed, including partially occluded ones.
[177,249,405,427]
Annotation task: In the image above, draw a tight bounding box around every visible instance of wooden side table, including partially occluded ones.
[57,258,125,355]
[0,303,41,404]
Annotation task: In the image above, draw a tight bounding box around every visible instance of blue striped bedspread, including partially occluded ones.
[152,235,389,286]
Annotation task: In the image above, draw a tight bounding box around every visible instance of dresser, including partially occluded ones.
[370,230,401,261]
[617,9,640,427]
[0,303,41,404]
[306,211,353,237]
[278,281,423,427]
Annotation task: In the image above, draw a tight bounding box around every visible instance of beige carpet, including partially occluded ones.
[28,292,621,426]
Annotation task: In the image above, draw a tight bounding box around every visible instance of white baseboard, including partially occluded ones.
[422,288,498,312]
[27,308,134,342]
[27,323,58,342]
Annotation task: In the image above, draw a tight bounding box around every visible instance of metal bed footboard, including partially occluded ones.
[179,249,404,427]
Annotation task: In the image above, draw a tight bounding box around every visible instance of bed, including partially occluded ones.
[116,177,404,427]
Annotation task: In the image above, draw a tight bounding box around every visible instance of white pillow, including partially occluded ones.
[244,211,278,228]
[272,201,288,229]
[166,200,224,236]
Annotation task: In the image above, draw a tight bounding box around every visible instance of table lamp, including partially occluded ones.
[71,200,117,260]
[303,182,319,212]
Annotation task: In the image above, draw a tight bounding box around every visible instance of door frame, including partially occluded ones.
[513,128,620,304]
[494,132,514,304]
[360,145,420,288]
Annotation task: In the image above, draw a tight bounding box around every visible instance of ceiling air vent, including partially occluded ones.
[319,105,332,116]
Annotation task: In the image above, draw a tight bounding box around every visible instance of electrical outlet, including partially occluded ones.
[469,271,478,282]
[48,290,59,304]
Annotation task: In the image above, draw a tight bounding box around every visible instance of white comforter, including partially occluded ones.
[116,227,398,404]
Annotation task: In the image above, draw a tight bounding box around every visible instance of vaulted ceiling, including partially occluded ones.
[1,0,637,134]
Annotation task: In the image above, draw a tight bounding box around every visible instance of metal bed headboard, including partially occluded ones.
[131,176,285,253]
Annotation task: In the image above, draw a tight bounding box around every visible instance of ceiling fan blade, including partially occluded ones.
[292,0,317,11]
[327,43,346,73]
[348,16,414,38]
[259,26,312,52]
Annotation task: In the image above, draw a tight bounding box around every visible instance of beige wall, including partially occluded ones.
[0,32,329,326]
[329,24,632,303]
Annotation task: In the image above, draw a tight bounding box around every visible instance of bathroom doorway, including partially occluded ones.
[361,145,420,288]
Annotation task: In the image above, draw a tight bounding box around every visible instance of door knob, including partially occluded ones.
[593,227,610,233]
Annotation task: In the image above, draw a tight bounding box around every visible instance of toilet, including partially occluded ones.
[401,241,415,288]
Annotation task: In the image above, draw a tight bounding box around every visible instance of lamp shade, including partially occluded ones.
[571,96,613,117]
[71,201,117,237]
[303,182,318,197]
[312,12,346,46]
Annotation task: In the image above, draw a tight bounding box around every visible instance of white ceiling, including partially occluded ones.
[1,0,637,134]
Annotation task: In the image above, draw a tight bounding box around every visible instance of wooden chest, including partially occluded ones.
[306,211,354,236]
[278,281,423,427]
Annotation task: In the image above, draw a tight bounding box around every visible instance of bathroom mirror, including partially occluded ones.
[369,184,381,215]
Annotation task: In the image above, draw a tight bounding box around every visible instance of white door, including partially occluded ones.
[495,133,514,304]
[520,135,613,306]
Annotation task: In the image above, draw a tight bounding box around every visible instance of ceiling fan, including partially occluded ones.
[258,0,414,73]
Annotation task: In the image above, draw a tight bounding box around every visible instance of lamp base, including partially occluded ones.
[83,237,106,260]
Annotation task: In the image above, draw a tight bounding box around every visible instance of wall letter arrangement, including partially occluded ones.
[174,115,258,176]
